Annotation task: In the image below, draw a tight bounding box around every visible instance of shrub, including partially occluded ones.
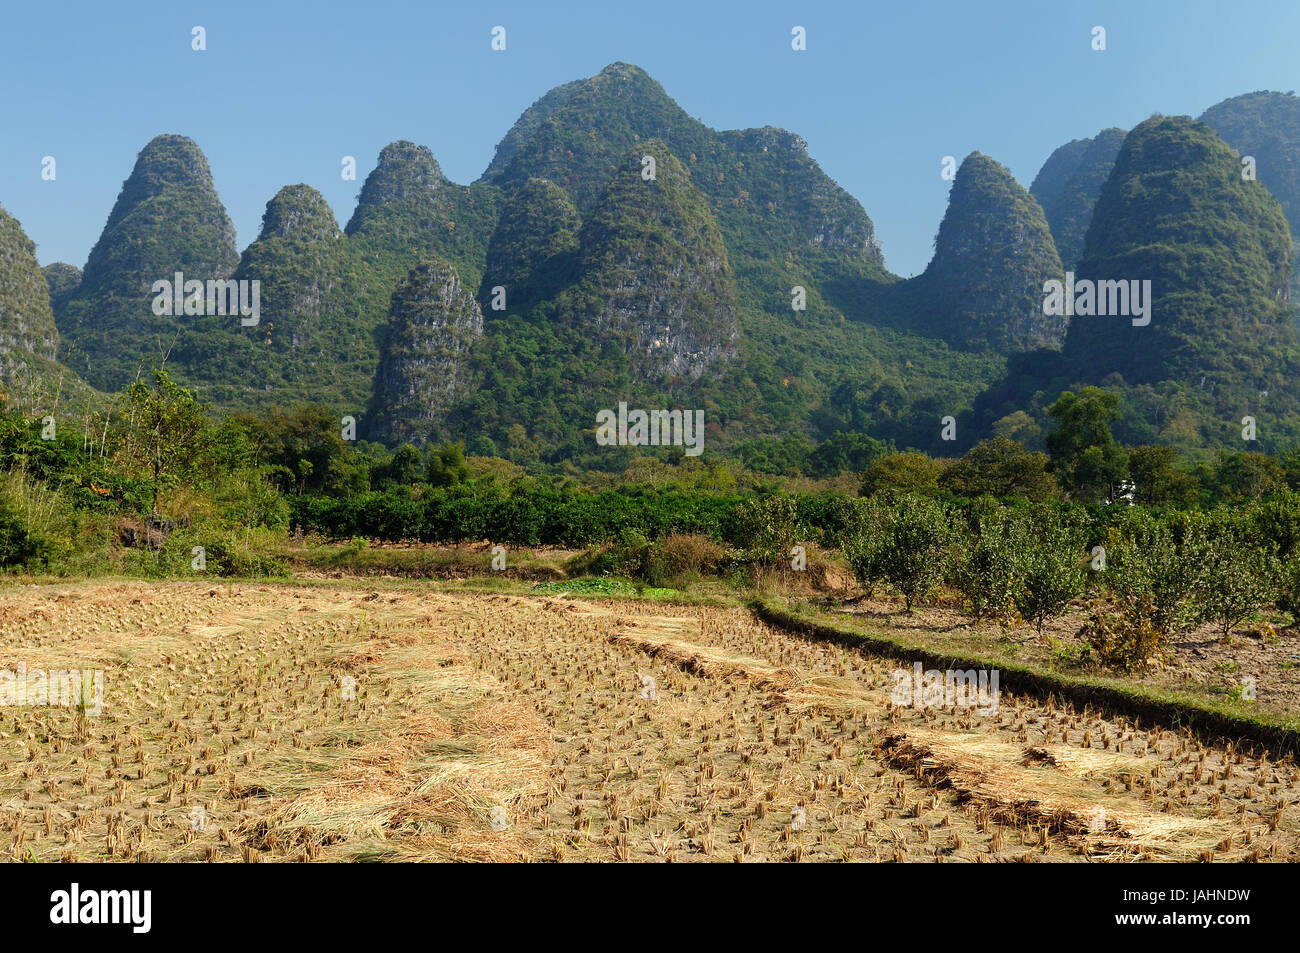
[729,496,800,568]
[1078,593,1167,672]
[1109,511,1208,635]
[840,496,891,597]
[949,498,1019,621]
[1010,506,1088,634]
[0,499,43,568]
[877,495,951,611]
[1275,556,1300,621]
[648,533,727,581]
[1194,511,1278,640]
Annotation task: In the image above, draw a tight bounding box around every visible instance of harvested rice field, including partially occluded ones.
[2,580,1298,862]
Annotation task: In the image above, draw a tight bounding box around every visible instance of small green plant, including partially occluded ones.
[1046,636,1083,669]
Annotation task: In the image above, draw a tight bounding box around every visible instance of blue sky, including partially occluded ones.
[3,0,1298,277]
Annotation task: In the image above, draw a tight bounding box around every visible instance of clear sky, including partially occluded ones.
[3,0,1298,277]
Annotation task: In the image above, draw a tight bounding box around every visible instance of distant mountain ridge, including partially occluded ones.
[11,68,1300,463]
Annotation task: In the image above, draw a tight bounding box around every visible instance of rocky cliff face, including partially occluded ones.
[0,206,93,407]
[233,185,346,356]
[911,152,1066,351]
[562,143,740,381]
[369,260,485,445]
[0,205,59,368]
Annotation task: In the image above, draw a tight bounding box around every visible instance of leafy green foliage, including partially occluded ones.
[1009,506,1088,633]
[117,370,209,509]
[948,499,1018,620]
[860,453,946,497]
[731,496,799,568]
[939,437,1057,501]
[1109,510,1208,635]
[1046,387,1129,502]
[1194,510,1278,639]
[875,495,952,611]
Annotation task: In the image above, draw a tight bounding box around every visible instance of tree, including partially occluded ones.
[807,432,892,479]
[877,495,951,611]
[237,404,367,496]
[1009,506,1088,634]
[426,440,469,487]
[939,437,1057,501]
[1213,451,1285,503]
[118,369,209,509]
[840,496,891,597]
[1128,445,1198,506]
[377,443,421,487]
[1045,387,1129,503]
[1194,510,1278,640]
[1110,511,1208,635]
[949,498,1019,620]
[732,496,799,567]
[860,452,946,497]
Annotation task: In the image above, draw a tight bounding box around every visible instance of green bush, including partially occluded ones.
[877,495,951,611]
[0,499,43,568]
[1109,510,1207,635]
[841,496,891,597]
[1010,506,1088,633]
[1194,510,1278,639]
[949,498,1019,621]
[730,496,800,568]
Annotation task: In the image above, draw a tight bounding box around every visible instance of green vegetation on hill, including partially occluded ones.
[905,152,1066,352]
[173,185,378,414]
[1043,127,1127,269]
[1064,116,1298,446]
[40,263,81,314]
[57,134,240,393]
[14,71,1300,469]
[1201,91,1300,297]
[481,177,582,312]
[1030,137,1093,216]
[0,206,93,413]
